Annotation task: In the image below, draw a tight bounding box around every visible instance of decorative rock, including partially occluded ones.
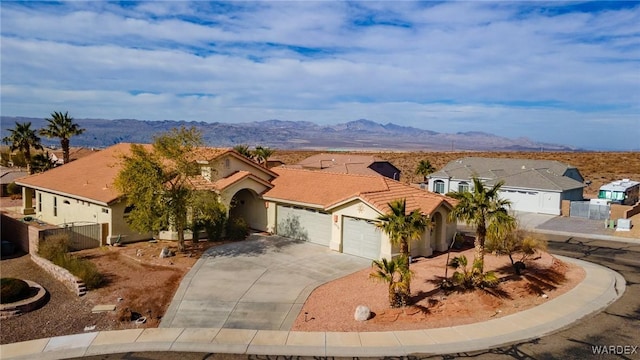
[354,305,371,321]
[159,247,174,258]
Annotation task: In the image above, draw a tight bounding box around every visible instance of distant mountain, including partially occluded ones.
[0,116,579,151]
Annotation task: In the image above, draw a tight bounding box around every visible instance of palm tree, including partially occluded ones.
[370,257,412,308]
[376,199,430,304]
[40,111,85,164]
[253,146,275,167]
[415,159,436,182]
[376,199,430,261]
[233,144,254,160]
[447,176,513,274]
[2,122,43,174]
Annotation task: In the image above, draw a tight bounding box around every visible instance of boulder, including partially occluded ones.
[159,247,174,258]
[354,305,371,321]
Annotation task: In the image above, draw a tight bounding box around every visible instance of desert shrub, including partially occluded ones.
[38,233,104,289]
[6,182,21,196]
[38,233,70,262]
[486,228,548,275]
[226,217,248,241]
[205,211,227,242]
[1,278,31,304]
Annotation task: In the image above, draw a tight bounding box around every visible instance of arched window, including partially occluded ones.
[434,180,445,194]
[458,181,469,193]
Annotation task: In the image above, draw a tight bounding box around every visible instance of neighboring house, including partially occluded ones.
[428,157,585,215]
[263,168,457,260]
[15,143,277,245]
[288,153,401,180]
[0,166,28,196]
[48,147,99,165]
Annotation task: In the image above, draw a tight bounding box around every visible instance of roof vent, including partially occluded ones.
[521,165,526,169]
[622,178,630,182]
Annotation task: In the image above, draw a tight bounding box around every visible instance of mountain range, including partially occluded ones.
[0,116,579,151]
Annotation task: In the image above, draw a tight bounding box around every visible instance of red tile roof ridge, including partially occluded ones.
[273,166,384,180]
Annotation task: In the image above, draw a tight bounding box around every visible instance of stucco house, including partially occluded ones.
[428,157,585,215]
[288,153,402,180]
[15,143,277,245]
[1,166,28,196]
[263,168,457,259]
[15,143,457,260]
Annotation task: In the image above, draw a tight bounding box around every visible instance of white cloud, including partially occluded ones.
[1,1,638,150]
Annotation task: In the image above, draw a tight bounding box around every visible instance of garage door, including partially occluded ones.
[276,205,331,246]
[342,217,381,260]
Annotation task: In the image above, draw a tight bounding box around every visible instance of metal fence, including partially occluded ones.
[41,223,102,251]
[570,202,610,220]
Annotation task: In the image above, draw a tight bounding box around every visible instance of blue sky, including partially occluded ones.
[1,1,639,150]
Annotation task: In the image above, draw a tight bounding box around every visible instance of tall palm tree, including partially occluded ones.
[253,146,275,167]
[376,199,430,260]
[40,111,85,164]
[415,159,436,182]
[447,176,513,274]
[376,198,430,304]
[2,122,43,174]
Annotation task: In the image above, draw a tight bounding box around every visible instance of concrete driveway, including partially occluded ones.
[160,235,371,330]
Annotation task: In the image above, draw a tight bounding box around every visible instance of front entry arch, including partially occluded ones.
[432,212,445,251]
[229,189,267,231]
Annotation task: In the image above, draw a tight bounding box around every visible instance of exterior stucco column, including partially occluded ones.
[21,187,35,215]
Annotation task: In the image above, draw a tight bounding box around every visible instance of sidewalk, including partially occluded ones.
[0,256,624,359]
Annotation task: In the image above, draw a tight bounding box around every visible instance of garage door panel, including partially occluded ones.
[277,206,331,246]
[342,217,381,260]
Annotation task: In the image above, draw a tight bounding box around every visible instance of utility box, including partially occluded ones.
[617,218,632,231]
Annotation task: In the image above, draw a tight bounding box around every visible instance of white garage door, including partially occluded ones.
[342,217,381,260]
[276,205,331,246]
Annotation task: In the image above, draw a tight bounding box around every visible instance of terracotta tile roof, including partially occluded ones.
[264,167,454,215]
[191,171,273,193]
[16,143,134,204]
[16,143,275,205]
[296,153,383,169]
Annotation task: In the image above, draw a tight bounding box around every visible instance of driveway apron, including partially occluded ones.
[160,235,371,330]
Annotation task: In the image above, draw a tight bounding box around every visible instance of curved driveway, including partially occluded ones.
[160,235,371,330]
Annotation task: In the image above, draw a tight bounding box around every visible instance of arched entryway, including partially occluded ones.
[229,189,267,231]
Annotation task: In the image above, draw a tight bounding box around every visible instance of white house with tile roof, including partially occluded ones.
[428,157,585,215]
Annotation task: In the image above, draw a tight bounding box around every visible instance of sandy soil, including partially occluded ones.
[74,239,225,330]
[292,248,585,332]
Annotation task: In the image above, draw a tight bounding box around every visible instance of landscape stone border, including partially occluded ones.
[0,280,48,319]
[30,254,87,296]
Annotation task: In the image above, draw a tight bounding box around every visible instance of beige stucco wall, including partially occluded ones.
[204,154,274,183]
[26,189,151,245]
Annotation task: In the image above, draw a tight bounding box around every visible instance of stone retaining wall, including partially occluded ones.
[30,254,87,296]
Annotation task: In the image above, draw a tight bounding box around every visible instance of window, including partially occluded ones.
[53,197,57,217]
[458,181,469,193]
[102,208,109,214]
[38,193,42,212]
[225,158,231,169]
[63,200,70,204]
[434,180,445,194]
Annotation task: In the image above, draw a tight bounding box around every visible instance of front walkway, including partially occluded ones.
[160,235,371,330]
[0,256,624,359]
